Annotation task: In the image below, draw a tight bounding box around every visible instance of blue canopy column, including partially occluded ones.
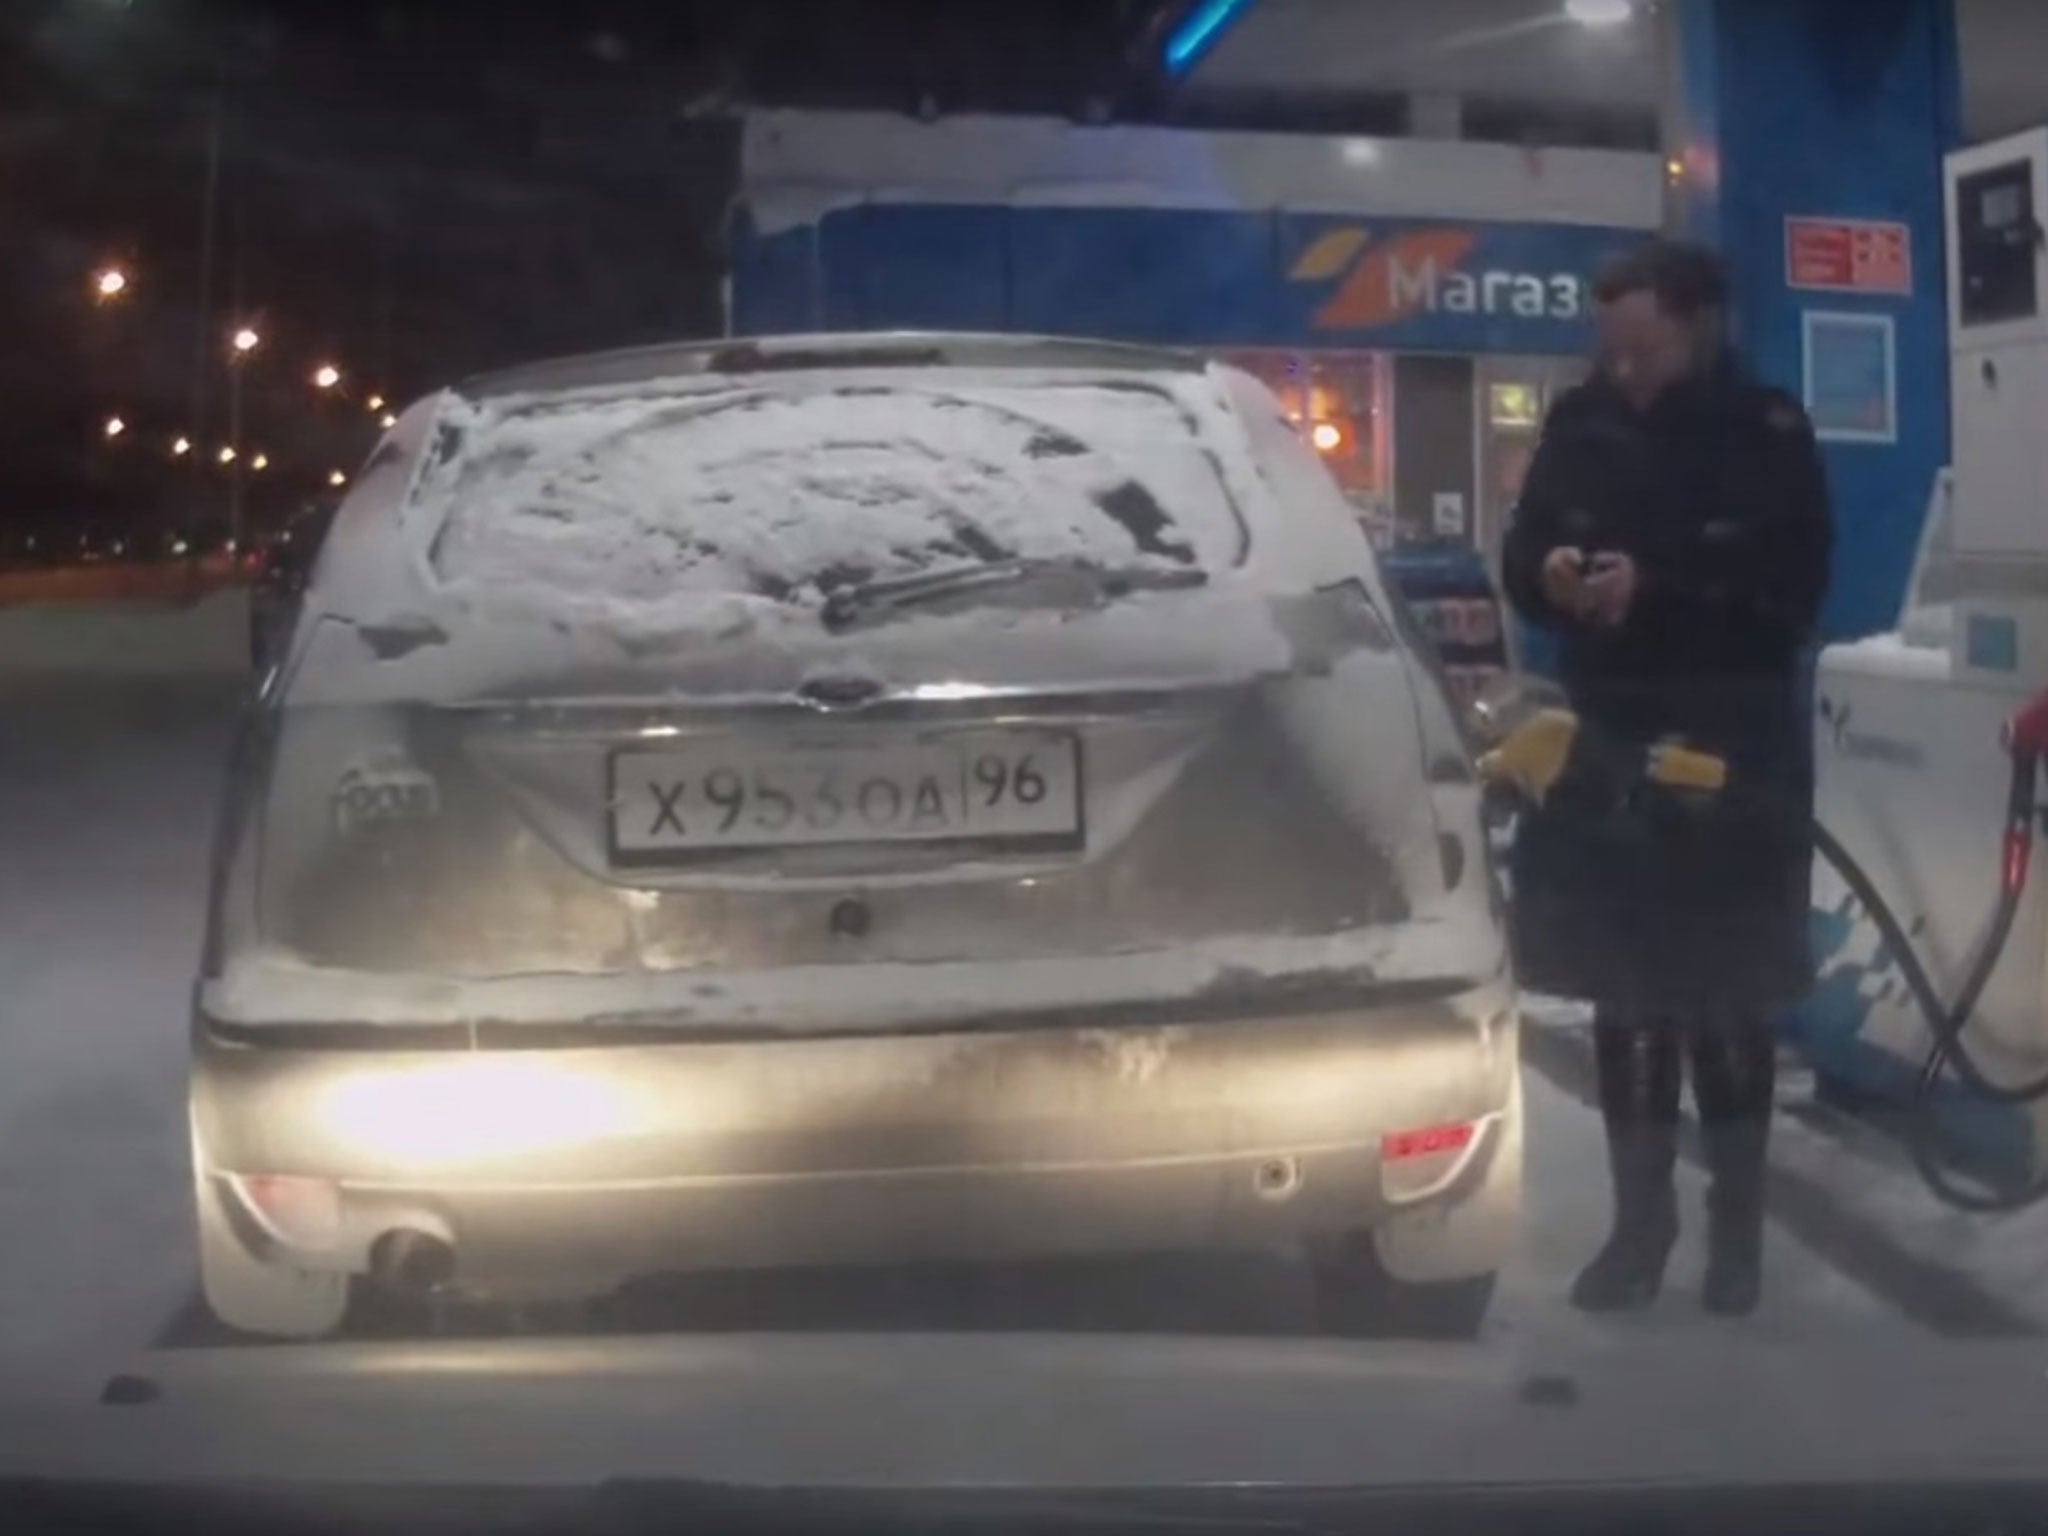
[1666,0,1961,640]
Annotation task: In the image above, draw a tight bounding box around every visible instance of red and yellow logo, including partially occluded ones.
[1291,225,1587,332]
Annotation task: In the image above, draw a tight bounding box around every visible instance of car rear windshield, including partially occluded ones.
[416,372,1251,635]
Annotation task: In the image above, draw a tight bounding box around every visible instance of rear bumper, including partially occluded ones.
[191,980,1519,1301]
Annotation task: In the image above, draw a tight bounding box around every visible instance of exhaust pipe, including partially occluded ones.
[369,1228,455,1294]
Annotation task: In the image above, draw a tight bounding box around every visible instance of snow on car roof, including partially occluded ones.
[412,369,1252,644]
[460,332,1207,398]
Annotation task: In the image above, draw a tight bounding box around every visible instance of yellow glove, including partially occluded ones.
[1477,714,1731,805]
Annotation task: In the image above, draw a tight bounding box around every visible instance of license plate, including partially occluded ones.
[609,731,1083,863]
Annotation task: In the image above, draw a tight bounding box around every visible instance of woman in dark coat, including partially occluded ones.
[1502,240,1833,1317]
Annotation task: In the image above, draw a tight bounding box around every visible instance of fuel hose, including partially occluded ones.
[1481,706,2048,1212]
[1811,743,2048,1212]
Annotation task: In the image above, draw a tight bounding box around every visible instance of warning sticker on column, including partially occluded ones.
[1786,217,1913,296]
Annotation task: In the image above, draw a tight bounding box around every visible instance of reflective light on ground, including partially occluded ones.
[903,681,992,702]
[1565,0,1632,26]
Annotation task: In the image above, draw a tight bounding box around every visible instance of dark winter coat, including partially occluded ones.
[1500,354,1834,1016]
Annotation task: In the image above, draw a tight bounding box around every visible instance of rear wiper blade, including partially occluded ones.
[821,559,1206,633]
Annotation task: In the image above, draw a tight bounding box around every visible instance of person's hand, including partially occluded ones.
[1540,546,1587,615]
[1583,551,1640,629]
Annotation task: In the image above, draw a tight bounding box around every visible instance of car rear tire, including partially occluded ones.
[193,1138,350,1341]
[1308,1234,1496,1340]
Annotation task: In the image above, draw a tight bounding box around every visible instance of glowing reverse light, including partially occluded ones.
[317,1058,632,1167]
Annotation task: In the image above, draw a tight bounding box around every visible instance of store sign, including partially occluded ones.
[736,204,1645,358]
[1786,217,1912,295]
[1283,217,1637,354]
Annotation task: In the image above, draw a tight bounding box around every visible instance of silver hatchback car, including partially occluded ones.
[190,334,1520,1340]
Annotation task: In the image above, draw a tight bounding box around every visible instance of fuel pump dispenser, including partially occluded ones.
[1791,126,2048,1208]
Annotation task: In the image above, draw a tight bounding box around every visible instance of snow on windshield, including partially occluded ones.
[416,374,1249,640]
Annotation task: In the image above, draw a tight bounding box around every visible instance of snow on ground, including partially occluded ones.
[1771,1102,2048,1331]
[0,680,1971,1376]
[0,681,230,1374]
[1503,1062,1889,1354]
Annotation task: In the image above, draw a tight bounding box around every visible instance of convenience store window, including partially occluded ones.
[1227,349,1393,541]
[1230,347,1584,707]
[1230,348,1583,563]
[1475,355,1589,583]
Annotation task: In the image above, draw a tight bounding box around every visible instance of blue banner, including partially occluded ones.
[734,204,1645,358]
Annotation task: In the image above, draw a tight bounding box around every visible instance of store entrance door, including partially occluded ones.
[1476,356,1589,584]
[1392,355,1477,551]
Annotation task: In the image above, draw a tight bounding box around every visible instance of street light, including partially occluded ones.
[312,363,341,390]
[328,469,348,488]
[103,415,126,439]
[172,436,191,457]
[379,412,398,429]
[366,394,386,413]
[93,267,129,301]
[225,327,262,552]
[1310,421,1343,453]
[251,452,270,471]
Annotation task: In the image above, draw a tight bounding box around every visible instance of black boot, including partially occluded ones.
[1691,1018,1776,1318]
[1571,1017,1682,1313]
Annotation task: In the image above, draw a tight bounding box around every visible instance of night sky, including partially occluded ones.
[0,0,1173,554]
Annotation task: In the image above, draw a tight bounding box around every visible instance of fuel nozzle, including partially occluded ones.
[1476,709,1579,805]
[2003,684,2048,761]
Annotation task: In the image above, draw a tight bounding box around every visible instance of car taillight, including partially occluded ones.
[228,1172,342,1250]
[1382,1122,1477,1162]
[1380,1119,1481,1204]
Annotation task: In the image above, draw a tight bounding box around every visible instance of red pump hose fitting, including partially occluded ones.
[1999,684,2048,897]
